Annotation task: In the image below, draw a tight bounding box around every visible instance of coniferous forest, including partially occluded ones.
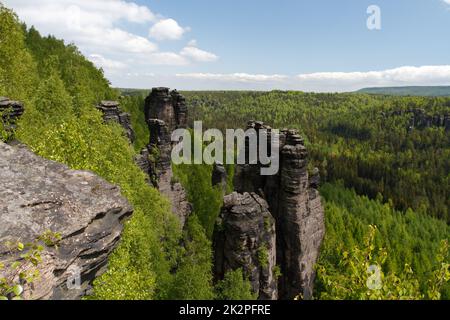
[0,4,448,302]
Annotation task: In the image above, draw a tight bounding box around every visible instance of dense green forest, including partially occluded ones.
[120,89,450,299]
[181,91,450,223]
[1,5,448,300]
[358,86,450,96]
[0,6,254,300]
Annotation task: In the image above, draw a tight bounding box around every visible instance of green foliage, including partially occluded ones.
[273,265,282,279]
[0,5,38,103]
[317,183,450,299]
[24,26,117,105]
[0,231,60,300]
[316,226,449,300]
[33,71,73,122]
[2,3,448,301]
[0,115,13,143]
[0,6,192,300]
[89,208,160,300]
[37,230,62,247]
[173,161,224,239]
[257,245,269,269]
[119,95,149,152]
[184,91,450,222]
[358,86,450,97]
[215,268,257,300]
[168,215,215,300]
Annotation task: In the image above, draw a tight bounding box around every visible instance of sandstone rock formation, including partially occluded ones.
[0,97,24,132]
[212,161,228,194]
[138,88,192,227]
[273,130,324,300]
[96,101,135,143]
[215,121,325,300]
[0,142,132,300]
[213,192,278,300]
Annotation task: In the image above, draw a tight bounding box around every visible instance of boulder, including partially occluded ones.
[0,142,132,300]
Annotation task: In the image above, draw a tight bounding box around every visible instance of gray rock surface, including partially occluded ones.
[218,121,325,300]
[96,101,135,143]
[212,161,228,194]
[0,97,24,132]
[139,88,192,227]
[0,142,132,300]
[275,131,324,300]
[214,192,278,300]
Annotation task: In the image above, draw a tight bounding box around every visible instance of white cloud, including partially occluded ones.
[187,39,198,47]
[6,0,156,26]
[149,52,190,66]
[443,0,450,5]
[3,0,219,75]
[149,18,188,41]
[295,65,450,91]
[4,0,158,55]
[89,54,126,71]
[176,73,287,82]
[180,46,219,62]
[172,66,450,91]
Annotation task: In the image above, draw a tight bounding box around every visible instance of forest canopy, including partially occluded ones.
[0,4,448,300]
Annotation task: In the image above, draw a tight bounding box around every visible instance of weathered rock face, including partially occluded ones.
[144,88,188,130]
[171,90,188,129]
[139,88,189,182]
[0,97,24,132]
[275,131,324,300]
[212,161,228,194]
[217,121,325,300]
[0,142,132,300]
[138,88,192,227]
[213,192,278,300]
[96,101,135,143]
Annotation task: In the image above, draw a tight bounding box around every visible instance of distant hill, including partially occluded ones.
[357,86,450,97]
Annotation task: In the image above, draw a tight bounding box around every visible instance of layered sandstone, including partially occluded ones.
[0,142,132,300]
[138,88,192,227]
[213,192,278,300]
[215,121,325,300]
[96,100,135,143]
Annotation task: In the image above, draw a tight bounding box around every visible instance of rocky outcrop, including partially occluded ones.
[171,90,188,129]
[0,97,24,132]
[215,121,325,300]
[213,192,277,300]
[138,88,192,227]
[274,130,324,300]
[96,101,135,143]
[144,88,187,132]
[139,88,188,182]
[382,109,450,131]
[212,161,228,194]
[0,142,132,300]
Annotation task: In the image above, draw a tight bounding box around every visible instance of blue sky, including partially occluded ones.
[5,0,450,91]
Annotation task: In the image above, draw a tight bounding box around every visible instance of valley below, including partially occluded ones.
[0,4,449,301]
